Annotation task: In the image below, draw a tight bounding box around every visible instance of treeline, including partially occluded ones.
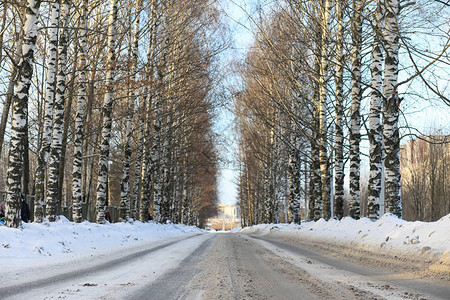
[236,0,449,225]
[0,0,226,228]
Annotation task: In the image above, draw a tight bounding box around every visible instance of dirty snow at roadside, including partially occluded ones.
[240,213,450,261]
[0,217,203,271]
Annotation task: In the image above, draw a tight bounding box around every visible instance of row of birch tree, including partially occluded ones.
[236,0,449,225]
[0,0,226,228]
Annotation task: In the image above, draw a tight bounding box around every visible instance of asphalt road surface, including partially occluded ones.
[1,232,448,299]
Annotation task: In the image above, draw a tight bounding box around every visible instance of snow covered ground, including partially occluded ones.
[239,213,450,273]
[0,217,203,272]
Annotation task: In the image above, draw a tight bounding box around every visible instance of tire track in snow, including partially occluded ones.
[251,234,450,300]
[0,233,202,298]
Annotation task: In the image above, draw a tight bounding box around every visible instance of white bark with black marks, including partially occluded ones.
[6,0,42,228]
[368,0,385,220]
[139,0,157,222]
[319,0,331,220]
[96,0,118,224]
[120,0,142,222]
[382,0,402,217]
[289,121,301,224]
[334,0,345,220]
[72,0,89,223]
[46,0,71,222]
[35,0,59,222]
[349,0,363,219]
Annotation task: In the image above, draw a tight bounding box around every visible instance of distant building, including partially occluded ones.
[400,135,450,221]
[401,135,449,166]
[205,204,241,231]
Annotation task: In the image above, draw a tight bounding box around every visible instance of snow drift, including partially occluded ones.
[240,213,450,273]
[0,217,203,270]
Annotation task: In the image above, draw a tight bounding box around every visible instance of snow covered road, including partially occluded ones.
[174,232,449,300]
[2,231,448,300]
[0,233,212,299]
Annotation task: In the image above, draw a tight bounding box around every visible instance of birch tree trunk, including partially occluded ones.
[310,46,322,221]
[181,139,189,224]
[151,90,162,222]
[45,0,70,221]
[319,0,331,220]
[5,0,41,228]
[139,0,156,222]
[368,0,385,220]
[139,121,151,222]
[383,0,402,217]
[348,0,363,219]
[120,0,142,222]
[72,0,89,223]
[274,124,282,223]
[131,96,145,219]
[34,0,60,222]
[96,0,118,224]
[288,121,301,224]
[160,80,173,223]
[334,0,345,220]
[311,136,322,221]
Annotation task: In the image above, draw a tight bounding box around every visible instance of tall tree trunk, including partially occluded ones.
[58,48,77,211]
[289,119,301,224]
[274,123,282,223]
[139,0,157,222]
[151,90,162,222]
[46,0,71,221]
[368,0,385,220]
[311,137,322,221]
[96,0,118,224]
[72,0,89,223]
[160,93,172,222]
[181,140,189,224]
[318,0,331,220]
[120,0,142,222]
[349,0,363,219]
[382,0,402,217]
[34,1,60,222]
[334,0,345,220]
[5,0,42,228]
[131,95,145,220]
[81,72,97,218]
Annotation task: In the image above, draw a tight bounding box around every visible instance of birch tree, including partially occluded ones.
[5,0,42,228]
[318,0,331,220]
[367,0,385,220]
[334,0,345,220]
[96,0,118,224]
[288,102,301,224]
[348,0,363,219]
[72,0,89,223]
[119,0,143,222]
[138,0,157,222]
[34,0,60,222]
[382,0,401,217]
[45,0,71,221]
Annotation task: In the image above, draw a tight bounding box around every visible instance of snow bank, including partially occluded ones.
[0,216,203,267]
[240,213,450,261]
